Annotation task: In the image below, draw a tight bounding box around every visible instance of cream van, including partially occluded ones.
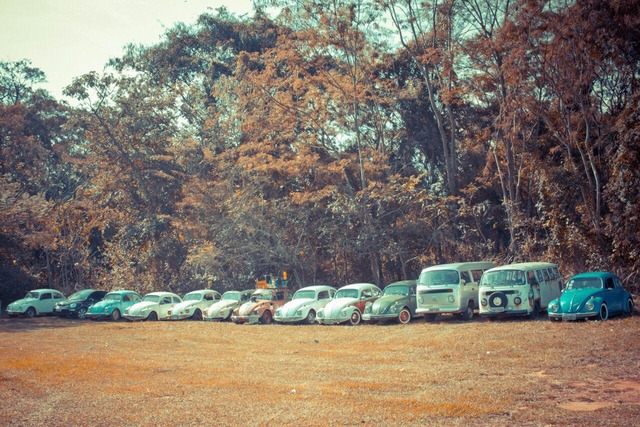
[416,262,495,321]
[478,262,562,319]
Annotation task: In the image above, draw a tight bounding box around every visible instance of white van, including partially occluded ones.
[416,262,495,321]
[478,262,562,319]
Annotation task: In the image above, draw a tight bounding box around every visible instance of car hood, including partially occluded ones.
[208,300,237,312]
[371,295,406,312]
[279,298,314,316]
[174,300,200,311]
[322,297,357,318]
[10,297,39,306]
[87,300,117,311]
[56,299,85,307]
[127,301,158,314]
[559,288,603,312]
[238,301,270,316]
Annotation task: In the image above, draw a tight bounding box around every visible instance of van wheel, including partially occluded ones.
[462,303,474,321]
[398,308,411,324]
[424,314,436,322]
[529,301,540,319]
[596,303,608,321]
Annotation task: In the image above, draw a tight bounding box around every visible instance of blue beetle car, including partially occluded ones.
[85,290,142,321]
[548,272,634,321]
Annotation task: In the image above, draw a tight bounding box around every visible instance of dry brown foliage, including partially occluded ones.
[1,315,639,426]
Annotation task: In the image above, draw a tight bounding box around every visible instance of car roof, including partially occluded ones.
[570,271,616,280]
[295,285,336,292]
[384,280,416,288]
[420,262,494,272]
[339,283,379,291]
[31,288,62,293]
[184,289,220,295]
[145,291,179,297]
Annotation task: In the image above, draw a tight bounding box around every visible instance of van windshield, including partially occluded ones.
[481,270,526,287]
[419,270,459,286]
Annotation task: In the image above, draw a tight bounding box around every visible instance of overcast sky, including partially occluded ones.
[0,0,254,100]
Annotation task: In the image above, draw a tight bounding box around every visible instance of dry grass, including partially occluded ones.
[1,314,639,426]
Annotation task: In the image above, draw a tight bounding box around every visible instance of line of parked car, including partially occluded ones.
[4,262,635,324]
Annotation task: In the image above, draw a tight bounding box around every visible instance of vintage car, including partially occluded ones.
[363,280,418,324]
[169,290,222,320]
[316,283,382,326]
[204,289,254,321]
[86,290,142,321]
[123,291,182,321]
[6,289,66,318]
[274,285,336,324]
[548,272,634,321]
[53,289,108,319]
[231,288,293,324]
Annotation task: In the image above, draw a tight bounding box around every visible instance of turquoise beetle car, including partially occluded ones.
[548,272,634,321]
[85,290,142,321]
[363,280,418,324]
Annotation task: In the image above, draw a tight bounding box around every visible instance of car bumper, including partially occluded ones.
[273,315,305,323]
[363,313,398,321]
[86,312,110,320]
[203,314,226,321]
[123,314,148,321]
[548,312,595,321]
[6,308,26,316]
[53,307,78,316]
[416,307,460,315]
[231,315,260,324]
[317,316,348,325]
[169,314,192,320]
[480,308,529,316]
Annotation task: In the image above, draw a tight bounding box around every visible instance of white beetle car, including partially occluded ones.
[274,285,336,324]
[204,289,254,321]
[6,289,66,318]
[170,290,221,320]
[316,283,382,326]
[123,292,182,321]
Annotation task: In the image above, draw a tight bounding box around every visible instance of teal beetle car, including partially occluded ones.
[548,272,634,321]
[363,280,418,324]
[85,290,142,321]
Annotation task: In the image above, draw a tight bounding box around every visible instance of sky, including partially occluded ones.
[0,0,255,100]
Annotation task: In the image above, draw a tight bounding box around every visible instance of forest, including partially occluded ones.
[1,0,639,303]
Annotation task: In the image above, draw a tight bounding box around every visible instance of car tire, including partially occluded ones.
[305,310,316,325]
[147,311,158,321]
[424,314,436,322]
[192,309,203,321]
[462,303,474,321]
[349,310,361,326]
[398,308,411,324]
[596,303,608,321]
[225,311,233,321]
[260,310,272,324]
[110,309,121,321]
[77,307,87,320]
[26,307,36,318]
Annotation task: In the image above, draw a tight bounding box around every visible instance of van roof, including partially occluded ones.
[420,261,494,272]
[487,262,557,272]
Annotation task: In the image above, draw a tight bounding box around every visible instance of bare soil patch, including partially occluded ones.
[1,315,639,426]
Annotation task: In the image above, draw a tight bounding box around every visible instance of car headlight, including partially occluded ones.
[104,307,109,312]
[340,308,348,316]
[514,297,522,305]
[317,309,324,318]
[585,300,594,311]
[70,303,77,309]
[548,301,559,312]
[296,309,303,316]
[389,304,400,313]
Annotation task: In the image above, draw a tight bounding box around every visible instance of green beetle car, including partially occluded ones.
[85,290,142,321]
[363,280,418,324]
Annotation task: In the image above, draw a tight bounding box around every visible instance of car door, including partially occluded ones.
[408,284,418,315]
[356,287,379,313]
[38,292,55,313]
[158,296,174,318]
[606,277,624,313]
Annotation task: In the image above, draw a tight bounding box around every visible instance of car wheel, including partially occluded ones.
[260,310,272,324]
[147,311,158,321]
[625,299,634,316]
[597,303,608,321]
[462,303,474,321]
[424,314,436,322]
[110,309,121,321]
[305,310,316,325]
[192,309,203,321]
[77,307,87,320]
[349,310,361,326]
[225,311,233,321]
[398,308,411,324]
[25,307,36,318]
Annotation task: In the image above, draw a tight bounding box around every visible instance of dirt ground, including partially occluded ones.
[1,313,639,426]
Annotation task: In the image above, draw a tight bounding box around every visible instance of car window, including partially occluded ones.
[215,293,221,300]
[410,285,416,295]
[317,290,330,300]
[123,295,130,302]
[361,289,372,299]
[605,278,614,290]
[41,293,52,300]
[471,270,483,282]
[173,296,181,303]
[527,271,538,285]
[614,278,622,288]
[460,271,471,283]
[132,295,141,302]
[553,268,560,279]
[542,269,550,281]
[161,297,171,304]
[535,270,544,282]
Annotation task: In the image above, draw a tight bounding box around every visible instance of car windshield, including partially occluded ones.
[68,290,93,301]
[419,270,459,286]
[251,291,272,301]
[383,285,409,296]
[222,292,240,301]
[481,270,526,287]
[183,293,202,301]
[143,295,161,303]
[335,289,358,299]
[566,277,602,290]
[105,293,122,301]
[25,291,40,299]
[293,290,316,300]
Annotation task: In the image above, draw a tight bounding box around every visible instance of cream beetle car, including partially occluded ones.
[204,289,254,321]
[274,285,336,324]
[170,290,221,320]
[316,283,382,326]
[6,289,66,318]
[123,291,182,321]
